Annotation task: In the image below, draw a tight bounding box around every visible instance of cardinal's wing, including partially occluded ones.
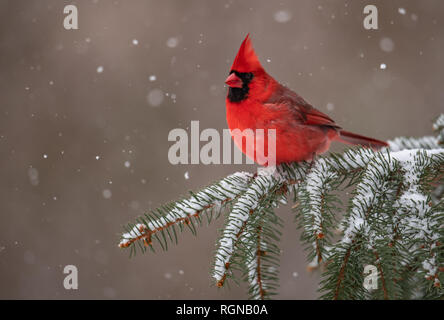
[265,85,341,129]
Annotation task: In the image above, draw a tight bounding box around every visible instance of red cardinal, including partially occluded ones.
[225,34,388,165]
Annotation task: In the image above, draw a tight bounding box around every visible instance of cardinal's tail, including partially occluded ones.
[335,130,388,150]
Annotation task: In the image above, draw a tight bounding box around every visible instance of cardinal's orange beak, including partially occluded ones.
[225,73,243,88]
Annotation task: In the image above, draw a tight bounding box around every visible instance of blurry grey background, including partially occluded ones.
[0,0,443,299]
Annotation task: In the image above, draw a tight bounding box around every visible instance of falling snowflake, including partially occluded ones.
[273,10,292,23]
[97,66,104,73]
[102,189,112,199]
[164,272,173,280]
[326,102,335,111]
[28,167,39,186]
[379,37,395,52]
[147,89,164,107]
[166,37,179,48]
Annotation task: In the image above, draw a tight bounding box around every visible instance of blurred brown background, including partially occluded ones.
[0,0,443,299]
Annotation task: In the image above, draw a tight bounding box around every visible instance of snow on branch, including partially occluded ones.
[320,149,444,299]
[212,167,285,289]
[388,114,444,152]
[235,199,283,299]
[393,150,444,289]
[388,136,438,151]
[341,151,399,246]
[119,172,253,252]
[298,158,340,264]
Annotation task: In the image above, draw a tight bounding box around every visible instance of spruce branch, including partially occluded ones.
[119,172,254,254]
[212,167,286,292]
[388,136,439,151]
[118,114,444,299]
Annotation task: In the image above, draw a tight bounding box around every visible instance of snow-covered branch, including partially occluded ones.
[119,172,253,252]
[213,167,284,289]
[119,114,444,300]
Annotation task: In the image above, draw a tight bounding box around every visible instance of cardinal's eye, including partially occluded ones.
[243,73,253,81]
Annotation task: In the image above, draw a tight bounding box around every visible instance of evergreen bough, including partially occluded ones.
[118,115,444,300]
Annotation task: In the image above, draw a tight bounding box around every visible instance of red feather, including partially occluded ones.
[230,34,263,73]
